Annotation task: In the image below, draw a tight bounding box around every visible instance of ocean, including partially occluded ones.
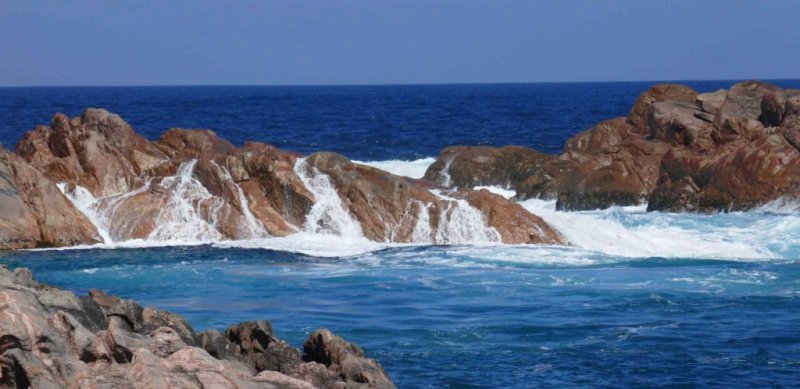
[1,81,800,387]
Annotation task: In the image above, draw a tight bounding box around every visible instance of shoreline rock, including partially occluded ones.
[2,109,562,248]
[0,265,395,388]
[425,80,800,212]
[3,79,798,249]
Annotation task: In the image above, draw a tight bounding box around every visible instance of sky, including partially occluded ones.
[1,0,798,86]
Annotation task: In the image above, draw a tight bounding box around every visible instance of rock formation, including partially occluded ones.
[0,265,395,388]
[425,81,800,212]
[0,146,100,249]
[3,80,796,249]
[0,108,562,248]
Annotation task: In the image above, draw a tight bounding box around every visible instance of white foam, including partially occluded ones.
[353,157,436,179]
[440,157,453,187]
[294,158,365,238]
[519,199,774,260]
[411,201,433,243]
[57,183,113,243]
[473,185,516,199]
[214,162,269,238]
[149,160,224,241]
[213,233,398,257]
[50,154,800,264]
[755,197,800,214]
[431,190,501,244]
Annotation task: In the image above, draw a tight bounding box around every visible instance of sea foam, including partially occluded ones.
[50,156,800,262]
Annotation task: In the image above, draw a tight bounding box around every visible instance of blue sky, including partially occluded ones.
[1,0,798,86]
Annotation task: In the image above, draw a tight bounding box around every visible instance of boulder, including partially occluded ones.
[517,116,671,210]
[626,84,698,131]
[0,146,100,249]
[304,329,396,389]
[422,145,554,192]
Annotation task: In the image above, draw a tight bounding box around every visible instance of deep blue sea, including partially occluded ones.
[2,81,800,388]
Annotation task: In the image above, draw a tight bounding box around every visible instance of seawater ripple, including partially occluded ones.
[2,245,799,387]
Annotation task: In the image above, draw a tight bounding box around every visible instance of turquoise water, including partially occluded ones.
[3,203,800,387]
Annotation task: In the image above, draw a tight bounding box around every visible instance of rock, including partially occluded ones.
[422,145,554,192]
[0,266,396,388]
[626,84,698,131]
[647,101,714,149]
[461,190,562,244]
[431,81,800,212]
[303,152,562,244]
[156,128,236,160]
[0,146,100,249]
[142,307,196,345]
[520,117,671,210]
[254,370,318,389]
[5,108,566,246]
[218,321,303,373]
[649,131,800,211]
[697,89,728,115]
[304,329,395,389]
[16,109,168,197]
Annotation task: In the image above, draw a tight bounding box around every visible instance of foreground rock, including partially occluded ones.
[1,109,562,248]
[425,81,800,212]
[0,265,395,388]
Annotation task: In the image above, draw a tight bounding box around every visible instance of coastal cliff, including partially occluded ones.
[0,265,394,388]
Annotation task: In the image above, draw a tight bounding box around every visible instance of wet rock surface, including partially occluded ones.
[0,265,395,388]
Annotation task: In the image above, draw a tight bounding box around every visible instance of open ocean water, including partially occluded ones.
[2,81,800,387]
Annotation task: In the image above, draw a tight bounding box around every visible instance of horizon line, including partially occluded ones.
[1,77,799,89]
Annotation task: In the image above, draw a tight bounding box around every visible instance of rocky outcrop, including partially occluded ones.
[426,81,800,212]
[422,145,555,191]
[648,82,800,211]
[0,265,395,388]
[0,146,100,249]
[302,152,562,244]
[16,109,168,198]
[2,108,562,248]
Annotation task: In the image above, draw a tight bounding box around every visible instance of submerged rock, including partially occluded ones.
[0,265,396,388]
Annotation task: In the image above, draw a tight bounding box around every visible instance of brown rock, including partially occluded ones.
[649,131,800,212]
[461,189,562,244]
[697,89,728,115]
[304,329,395,389]
[626,84,698,131]
[0,147,100,249]
[16,109,167,197]
[422,145,554,192]
[304,152,562,244]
